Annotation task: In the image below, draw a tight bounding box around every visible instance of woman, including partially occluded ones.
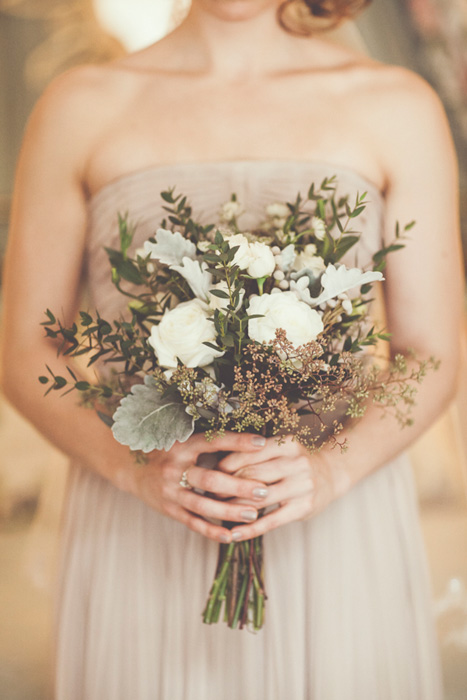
[2,1,463,698]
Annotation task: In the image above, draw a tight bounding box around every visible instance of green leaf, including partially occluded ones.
[117,213,135,259]
[209,288,229,299]
[349,205,366,218]
[372,244,405,265]
[79,312,93,326]
[333,235,360,262]
[112,376,194,452]
[98,411,114,427]
[45,309,56,324]
[75,381,91,391]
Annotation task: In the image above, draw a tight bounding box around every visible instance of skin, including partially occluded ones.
[1,0,463,544]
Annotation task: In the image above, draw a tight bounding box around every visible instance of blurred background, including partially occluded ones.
[0,0,466,698]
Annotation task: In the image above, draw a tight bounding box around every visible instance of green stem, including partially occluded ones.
[230,567,249,629]
[256,276,266,295]
[203,542,235,623]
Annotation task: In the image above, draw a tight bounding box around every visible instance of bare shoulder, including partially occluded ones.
[31,63,128,136]
[351,63,450,143]
[23,62,139,176]
[338,61,455,182]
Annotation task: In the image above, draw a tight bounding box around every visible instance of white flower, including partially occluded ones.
[143,229,196,266]
[197,240,212,253]
[311,216,327,241]
[245,241,276,278]
[225,233,252,270]
[266,202,290,219]
[292,244,326,275]
[248,292,323,346]
[170,257,212,301]
[310,264,384,307]
[208,280,244,312]
[226,235,275,278]
[148,299,223,369]
[220,200,241,222]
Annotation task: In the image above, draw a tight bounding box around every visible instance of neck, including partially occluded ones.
[167,3,298,80]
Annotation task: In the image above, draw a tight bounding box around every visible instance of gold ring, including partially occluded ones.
[179,468,193,490]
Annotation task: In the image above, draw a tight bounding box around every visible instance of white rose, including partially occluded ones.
[266,203,290,219]
[311,216,327,241]
[248,291,324,346]
[292,244,326,275]
[245,241,276,278]
[220,201,241,222]
[148,299,224,368]
[225,233,252,270]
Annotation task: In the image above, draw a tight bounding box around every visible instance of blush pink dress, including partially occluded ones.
[54,160,443,700]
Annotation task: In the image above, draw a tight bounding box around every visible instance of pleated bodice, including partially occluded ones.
[84,159,384,318]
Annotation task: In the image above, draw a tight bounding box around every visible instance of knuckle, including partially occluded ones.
[201,470,217,492]
[161,462,173,480]
[197,499,211,518]
[161,482,171,500]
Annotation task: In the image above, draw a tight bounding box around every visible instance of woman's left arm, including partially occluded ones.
[218,70,464,540]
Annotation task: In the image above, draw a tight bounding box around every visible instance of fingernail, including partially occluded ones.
[241,510,257,522]
[232,531,242,541]
[253,487,268,499]
[252,436,266,446]
[219,533,230,543]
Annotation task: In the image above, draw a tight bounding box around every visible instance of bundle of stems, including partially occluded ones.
[203,533,266,631]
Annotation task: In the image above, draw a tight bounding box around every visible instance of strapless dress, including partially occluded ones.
[54,160,443,700]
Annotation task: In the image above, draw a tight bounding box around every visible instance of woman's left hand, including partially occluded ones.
[217,436,352,541]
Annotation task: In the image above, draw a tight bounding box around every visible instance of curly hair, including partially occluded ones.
[278,0,372,35]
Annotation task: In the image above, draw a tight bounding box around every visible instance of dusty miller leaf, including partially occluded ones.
[112,376,194,452]
[143,228,196,266]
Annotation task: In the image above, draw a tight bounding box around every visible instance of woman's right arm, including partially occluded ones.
[1,69,268,542]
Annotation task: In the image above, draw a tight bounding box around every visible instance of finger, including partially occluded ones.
[259,474,314,509]
[166,503,234,543]
[227,474,313,512]
[187,465,269,502]
[218,437,302,473]
[230,497,312,540]
[179,489,260,525]
[229,455,312,484]
[184,431,267,458]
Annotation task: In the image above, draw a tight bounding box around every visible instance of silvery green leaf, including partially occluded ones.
[310,264,384,307]
[279,243,296,272]
[143,228,196,266]
[112,376,194,452]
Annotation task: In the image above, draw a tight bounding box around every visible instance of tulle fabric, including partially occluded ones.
[54,160,443,699]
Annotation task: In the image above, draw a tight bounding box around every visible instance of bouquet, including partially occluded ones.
[40,176,437,630]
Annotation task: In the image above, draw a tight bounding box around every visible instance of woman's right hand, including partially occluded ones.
[121,432,269,543]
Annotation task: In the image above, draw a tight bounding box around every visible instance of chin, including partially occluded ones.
[195,0,280,22]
